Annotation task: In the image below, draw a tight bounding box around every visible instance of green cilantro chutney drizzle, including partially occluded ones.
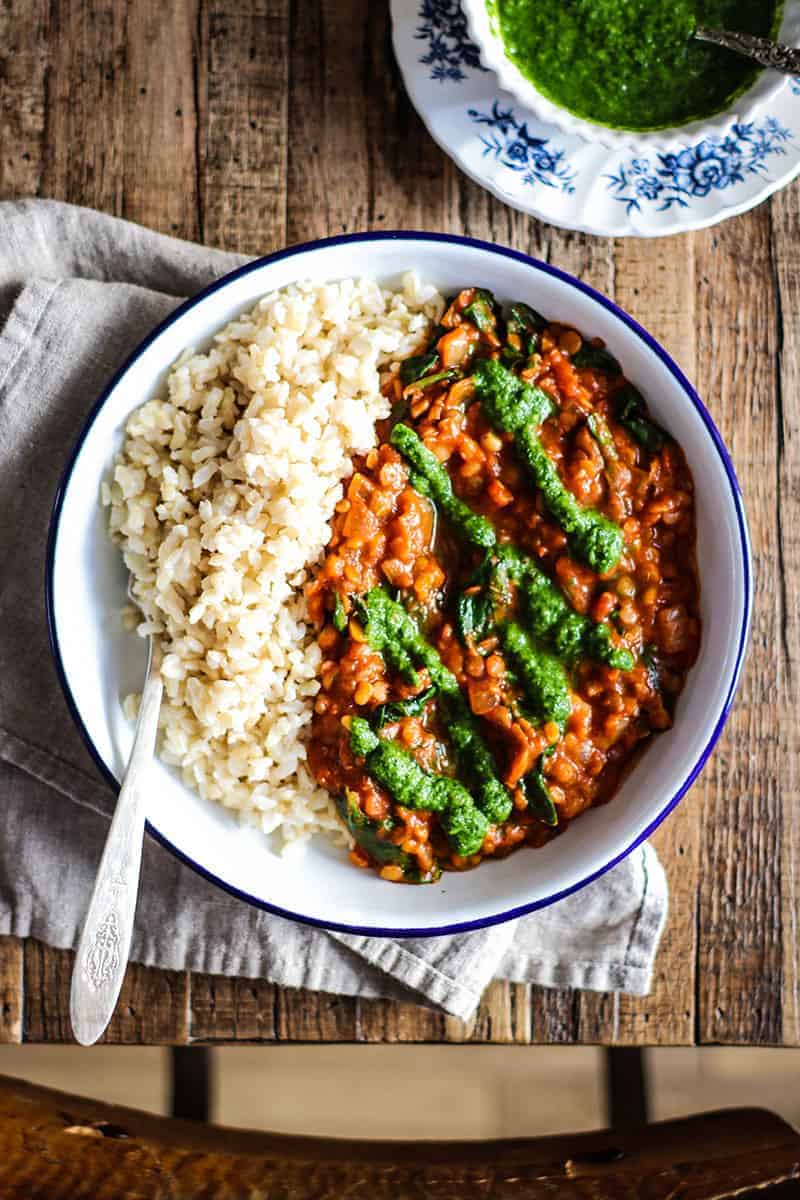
[489,0,782,132]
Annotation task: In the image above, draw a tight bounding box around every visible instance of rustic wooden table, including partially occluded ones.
[0,0,797,1047]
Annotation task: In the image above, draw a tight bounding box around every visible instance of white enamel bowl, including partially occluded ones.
[462,0,800,152]
[47,232,751,937]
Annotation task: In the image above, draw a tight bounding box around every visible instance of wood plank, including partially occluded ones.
[355,997,445,1043]
[445,982,532,1045]
[27,0,200,230]
[39,0,129,213]
[694,208,784,1044]
[23,943,190,1044]
[122,0,202,239]
[769,182,800,1048]
[200,0,289,253]
[190,982,537,1044]
[287,0,447,244]
[362,1,449,234]
[528,987,581,1043]
[277,0,448,1045]
[273,989,358,1042]
[0,939,23,1045]
[11,0,202,1047]
[286,1,368,242]
[189,976,277,1042]
[575,231,700,1047]
[22,943,73,1043]
[464,981,515,1044]
[104,964,191,1045]
[0,0,49,200]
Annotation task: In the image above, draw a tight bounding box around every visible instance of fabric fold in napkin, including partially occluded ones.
[0,199,667,1021]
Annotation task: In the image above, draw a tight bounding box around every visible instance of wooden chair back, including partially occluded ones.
[2,1073,799,1198]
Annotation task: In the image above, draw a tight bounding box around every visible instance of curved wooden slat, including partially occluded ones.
[1,1075,800,1199]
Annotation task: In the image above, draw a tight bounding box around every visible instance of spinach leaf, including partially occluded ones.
[402,863,443,884]
[520,746,559,827]
[463,288,499,335]
[587,412,622,487]
[400,349,439,386]
[572,343,622,375]
[500,343,526,367]
[336,791,405,865]
[506,302,547,354]
[587,413,617,457]
[374,686,437,729]
[452,554,510,648]
[642,642,661,693]
[614,384,669,453]
[351,594,369,627]
[336,791,441,882]
[332,592,348,633]
[455,589,494,645]
[490,555,513,609]
[409,368,460,392]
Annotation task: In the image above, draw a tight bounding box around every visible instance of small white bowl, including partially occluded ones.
[47,232,751,937]
[463,0,800,152]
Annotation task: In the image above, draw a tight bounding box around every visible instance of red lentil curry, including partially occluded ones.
[307,287,700,883]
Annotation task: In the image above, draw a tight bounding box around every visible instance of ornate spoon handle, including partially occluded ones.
[694,27,800,76]
[70,637,162,1045]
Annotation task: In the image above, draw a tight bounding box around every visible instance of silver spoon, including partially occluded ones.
[693,27,800,75]
[70,585,163,1045]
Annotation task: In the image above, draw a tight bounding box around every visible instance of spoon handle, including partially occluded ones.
[70,640,163,1045]
[694,27,800,76]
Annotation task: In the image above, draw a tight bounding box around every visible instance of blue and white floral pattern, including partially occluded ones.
[605,119,794,213]
[415,0,484,82]
[468,101,577,192]
[395,0,800,233]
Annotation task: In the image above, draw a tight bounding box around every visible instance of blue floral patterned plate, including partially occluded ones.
[391,0,800,237]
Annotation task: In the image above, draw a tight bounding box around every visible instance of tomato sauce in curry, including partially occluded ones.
[306,287,700,883]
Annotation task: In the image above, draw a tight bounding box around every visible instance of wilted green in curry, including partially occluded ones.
[307,285,701,883]
[488,0,781,131]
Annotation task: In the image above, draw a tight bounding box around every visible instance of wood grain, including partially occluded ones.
[190,976,278,1042]
[0,0,49,199]
[1,0,796,1044]
[694,209,785,1045]
[23,943,190,1044]
[201,0,289,253]
[3,1076,800,1200]
[122,0,203,239]
[771,182,800,1048]
[0,939,23,1045]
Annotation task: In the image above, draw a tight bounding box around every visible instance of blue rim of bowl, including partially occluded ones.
[45,230,752,939]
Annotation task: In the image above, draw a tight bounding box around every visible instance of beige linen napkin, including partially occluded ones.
[0,199,667,1020]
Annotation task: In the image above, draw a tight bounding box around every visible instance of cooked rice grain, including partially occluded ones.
[105,273,444,851]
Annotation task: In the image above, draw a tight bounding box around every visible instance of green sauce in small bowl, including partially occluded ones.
[488,0,783,132]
